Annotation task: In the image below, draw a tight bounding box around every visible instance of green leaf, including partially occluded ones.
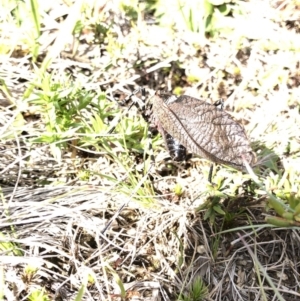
[30,0,40,37]
[218,4,231,16]
[213,205,225,215]
[74,284,86,301]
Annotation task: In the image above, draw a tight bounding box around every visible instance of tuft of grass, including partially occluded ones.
[178,276,208,301]
[0,232,22,256]
[21,265,38,284]
[28,288,50,301]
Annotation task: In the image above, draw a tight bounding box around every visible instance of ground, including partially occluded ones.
[1,1,300,300]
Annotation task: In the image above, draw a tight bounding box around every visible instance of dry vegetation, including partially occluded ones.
[1,0,300,300]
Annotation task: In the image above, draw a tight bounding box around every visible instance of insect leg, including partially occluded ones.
[208,165,214,184]
[213,99,224,110]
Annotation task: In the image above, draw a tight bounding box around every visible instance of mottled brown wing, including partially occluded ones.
[152,93,256,170]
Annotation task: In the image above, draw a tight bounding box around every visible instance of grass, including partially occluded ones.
[1,0,300,300]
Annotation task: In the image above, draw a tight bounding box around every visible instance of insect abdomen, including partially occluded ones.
[162,129,187,161]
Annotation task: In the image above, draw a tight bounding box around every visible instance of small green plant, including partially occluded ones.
[28,73,152,163]
[266,192,300,227]
[202,193,226,224]
[174,183,184,197]
[151,0,243,36]
[115,151,156,205]
[28,0,41,61]
[29,76,102,160]
[0,232,23,256]
[22,265,38,284]
[77,170,91,181]
[119,0,156,23]
[222,207,247,226]
[196,179,227,225]
[28,75,116,158]
[87,273,95,286]
[28,288,50,301]
[4,0,41,60]
[244,157,300,227]
[178,276,208,301]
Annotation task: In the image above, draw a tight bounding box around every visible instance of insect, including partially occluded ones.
[151,91,256,171]
[113,88,256,180]
[101,89,256,234]
[158,97,224,163]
